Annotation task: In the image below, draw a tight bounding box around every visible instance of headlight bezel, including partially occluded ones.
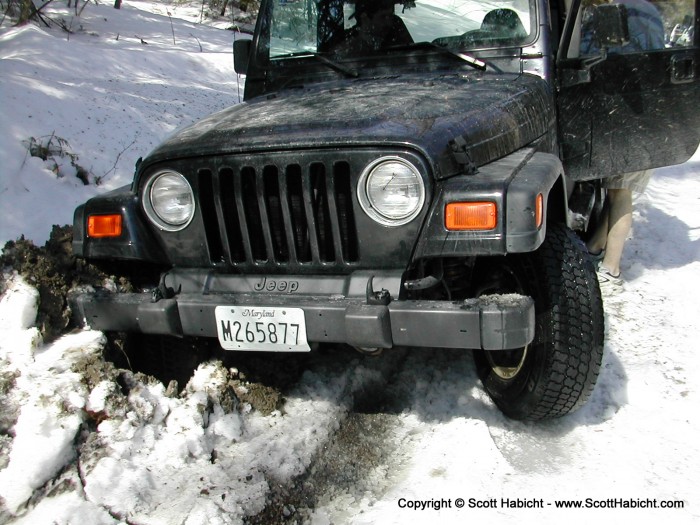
[357,156,426,227]
[142,170,195,232]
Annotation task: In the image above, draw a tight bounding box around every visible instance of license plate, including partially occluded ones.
[214,306,311,352]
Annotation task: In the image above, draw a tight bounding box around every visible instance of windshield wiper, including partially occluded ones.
[276,52,358,78]
[386,42,488,71]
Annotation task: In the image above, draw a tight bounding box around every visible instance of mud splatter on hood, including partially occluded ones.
[142,72,554,179]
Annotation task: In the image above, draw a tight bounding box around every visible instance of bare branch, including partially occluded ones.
[100,138,138,182]
[190,33,202,52]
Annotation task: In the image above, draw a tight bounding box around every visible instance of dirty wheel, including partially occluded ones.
[472,224,604,420]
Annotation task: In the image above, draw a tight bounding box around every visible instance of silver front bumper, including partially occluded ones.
[71,269,535,351]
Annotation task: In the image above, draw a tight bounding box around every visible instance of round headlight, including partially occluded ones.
[144,170,195,231]
[358,157,425,226]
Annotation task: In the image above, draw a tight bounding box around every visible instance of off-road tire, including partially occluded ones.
[473,224,604,420]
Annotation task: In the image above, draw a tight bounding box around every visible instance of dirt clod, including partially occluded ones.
[232,380,281,416]
[0,225,133,342]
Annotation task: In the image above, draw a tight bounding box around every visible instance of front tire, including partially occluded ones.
[473,224,604,420]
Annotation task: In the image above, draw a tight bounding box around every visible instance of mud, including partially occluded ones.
[0,367,19,472]
[0,225,133,342]
[0,226,307,416]
[1,227,404,523]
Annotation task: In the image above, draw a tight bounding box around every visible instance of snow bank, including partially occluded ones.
[0,275,105,513]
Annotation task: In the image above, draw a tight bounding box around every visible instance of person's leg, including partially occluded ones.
[600,188,632,276]
[587,200,609,255]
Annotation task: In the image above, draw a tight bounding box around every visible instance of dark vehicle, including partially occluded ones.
[71,0,700,420]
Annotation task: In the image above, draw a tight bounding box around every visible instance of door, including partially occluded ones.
[556,0,699,180]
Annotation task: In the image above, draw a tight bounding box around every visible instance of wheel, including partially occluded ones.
[472,224,604,420]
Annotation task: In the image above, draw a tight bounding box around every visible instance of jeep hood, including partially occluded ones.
[142,72,554,179]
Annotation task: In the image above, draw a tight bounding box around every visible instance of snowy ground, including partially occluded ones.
[0,0,247,245]
[1,2,700,524]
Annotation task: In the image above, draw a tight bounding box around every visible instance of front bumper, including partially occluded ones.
[70,270,535,351]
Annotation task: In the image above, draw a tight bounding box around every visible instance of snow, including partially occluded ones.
[1,1,700,524]
[0,0,246,245]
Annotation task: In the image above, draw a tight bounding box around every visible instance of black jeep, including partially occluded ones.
[71,0,700,420]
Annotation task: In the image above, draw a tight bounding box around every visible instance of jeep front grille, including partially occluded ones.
[197,160,359,269]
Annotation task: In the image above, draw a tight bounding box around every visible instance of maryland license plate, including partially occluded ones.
[214,306,311,352]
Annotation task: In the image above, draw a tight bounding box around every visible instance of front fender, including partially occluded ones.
[73,185,168,264]
[412,149,563,260]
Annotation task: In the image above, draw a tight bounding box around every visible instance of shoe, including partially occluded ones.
[597,267,622,292]
[588,249,605,269]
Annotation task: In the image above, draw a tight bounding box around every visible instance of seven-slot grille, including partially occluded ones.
[197,158,359,269]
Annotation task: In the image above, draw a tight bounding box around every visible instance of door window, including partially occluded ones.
[578,0,694,56]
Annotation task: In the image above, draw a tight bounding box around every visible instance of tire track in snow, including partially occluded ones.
[245,347,413,524]
[259,348,502,524]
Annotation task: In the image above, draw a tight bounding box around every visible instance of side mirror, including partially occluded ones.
[234,39,252,75]
[591,3,630,48]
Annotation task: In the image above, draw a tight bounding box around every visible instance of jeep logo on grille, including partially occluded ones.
[253,277,299,293]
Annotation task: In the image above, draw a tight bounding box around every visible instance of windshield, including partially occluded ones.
[267,0,537,59]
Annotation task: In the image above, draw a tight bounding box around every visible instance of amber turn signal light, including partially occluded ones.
[87,214,122,238]
[445,202,497,231]
[535,193,544,229]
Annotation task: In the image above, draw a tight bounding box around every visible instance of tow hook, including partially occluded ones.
[151,273,179,303]
[366,275,391,306]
